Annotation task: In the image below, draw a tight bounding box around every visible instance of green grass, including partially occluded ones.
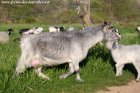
[0,24,139,93]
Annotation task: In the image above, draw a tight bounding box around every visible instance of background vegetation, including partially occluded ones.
[0,0,140,24]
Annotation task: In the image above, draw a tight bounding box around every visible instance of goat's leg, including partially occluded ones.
[32,58,50,80]
[115,63,124,76]
[74,63,83,82]
[59,63,75,79]
[34,67,50,80]
[133,61,140,81]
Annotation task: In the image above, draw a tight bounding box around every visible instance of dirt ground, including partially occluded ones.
[96,81,140,93]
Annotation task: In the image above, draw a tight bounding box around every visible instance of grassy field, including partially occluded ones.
[0,23,140,93]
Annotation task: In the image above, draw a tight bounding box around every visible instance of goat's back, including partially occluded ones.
[111,44,140,64]
[21,31,84,60]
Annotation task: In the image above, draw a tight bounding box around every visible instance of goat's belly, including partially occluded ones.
[41,57,71,66]
[30,55,71,67]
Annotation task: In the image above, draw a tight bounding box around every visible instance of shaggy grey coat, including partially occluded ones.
[16,23,120,81]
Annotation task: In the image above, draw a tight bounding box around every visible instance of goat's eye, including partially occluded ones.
[110,26,113,28]
[108,25,113,29]
[112,30,116,32]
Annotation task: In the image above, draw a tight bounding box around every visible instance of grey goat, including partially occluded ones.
[15,22,120,81]
[106,38,140,81]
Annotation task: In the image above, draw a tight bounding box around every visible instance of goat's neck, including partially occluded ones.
[106,41,120,50]
[82,30,104,50]
[106,41,114,50]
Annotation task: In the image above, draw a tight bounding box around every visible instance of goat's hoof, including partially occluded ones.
[13,73,18,79]
[14,71,22,78]
[76,78,84,82]
[136,78,140,82]
[115,74,119,76]
[59,75,66,79]
[44,76,50,80]
[41,76,50,80]
[116,74,122,77]
[46,78,50,80]
[42,77,50,80]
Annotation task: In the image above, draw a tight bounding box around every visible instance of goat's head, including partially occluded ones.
[103,22,121,42]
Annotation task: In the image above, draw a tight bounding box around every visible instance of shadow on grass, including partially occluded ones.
[80,43,115,68]
[124,64,137,79]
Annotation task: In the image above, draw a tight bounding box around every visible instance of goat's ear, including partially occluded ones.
[104,21,108,25]
[104,21,112,26]
[112,42,118,49]
[103,21,111,33]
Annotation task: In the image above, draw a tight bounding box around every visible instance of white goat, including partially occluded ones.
[106,39,140,81]
[33,27,43,34]
[15,22,120,81]
[49,26,65,32]
[19,27,43,35]
[0,29,13,44]
[136,26,140,36]
[136,26,140,32]
[27,27,43,34]
[67,26,74,31]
